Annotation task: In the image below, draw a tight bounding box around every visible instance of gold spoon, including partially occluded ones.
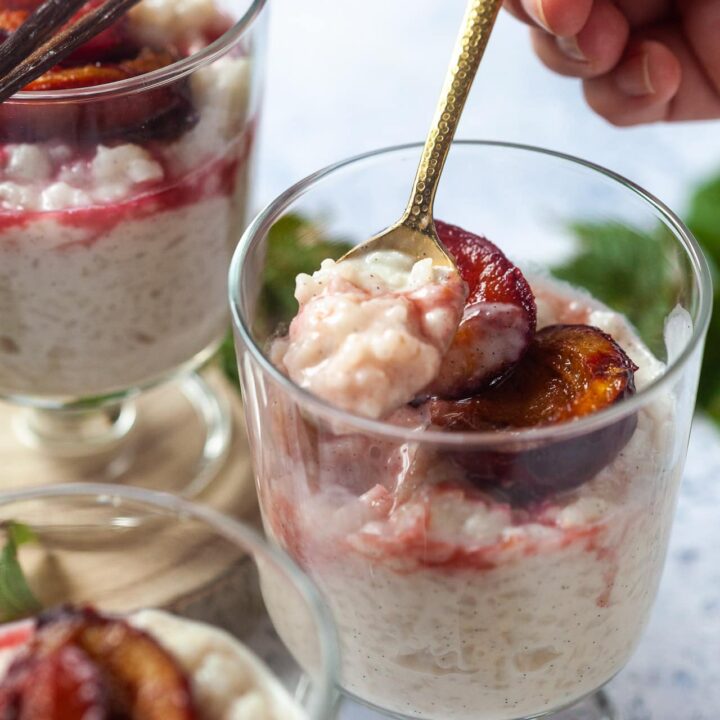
[340,0,503,270]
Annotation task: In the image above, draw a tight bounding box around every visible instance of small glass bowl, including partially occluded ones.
[0,483,339,720]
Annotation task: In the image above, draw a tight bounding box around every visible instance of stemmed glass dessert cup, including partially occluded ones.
[229,141,713,720]
[0,483,339,720]
[0,0,268,495]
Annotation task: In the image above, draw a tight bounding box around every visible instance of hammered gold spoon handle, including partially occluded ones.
[404,0,502,232]
[342,0,503,268]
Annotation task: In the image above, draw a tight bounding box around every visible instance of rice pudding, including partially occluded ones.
[255,221,681,719]
[0,0,256,399]
[278,250,466,419]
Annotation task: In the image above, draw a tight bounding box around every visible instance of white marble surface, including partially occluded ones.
[257,2,720,718]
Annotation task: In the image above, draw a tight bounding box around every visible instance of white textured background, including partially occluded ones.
[257,1,720,212]
[257,3,720,718]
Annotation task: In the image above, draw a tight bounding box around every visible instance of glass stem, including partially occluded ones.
[16,401,137,457]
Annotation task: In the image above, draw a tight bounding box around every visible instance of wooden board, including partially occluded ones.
[0,366,265,630]
[0,367,257,512]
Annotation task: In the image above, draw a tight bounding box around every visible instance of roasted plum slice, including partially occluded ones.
[0,6,195,144]
[16,646,108,720]
[0,9,24,40]
[429,221,536,399]
[0,51,195,143]
[0,633,108,720]
[0,1,139,63]
[430,324,639,505]
[26,49,177,91]
[0,607,198,720]
[61,0,139,64]
[0,1,42,9]
[75,617,197,719]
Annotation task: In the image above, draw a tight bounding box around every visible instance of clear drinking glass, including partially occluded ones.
[0,0,268,495]
[229,142,712,720]
[0,483,339,720]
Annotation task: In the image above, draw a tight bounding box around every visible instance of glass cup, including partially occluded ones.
[0,0,268,495]
[0,483,339,720]
[229,142,712,720]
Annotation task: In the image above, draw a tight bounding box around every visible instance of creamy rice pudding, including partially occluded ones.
[257,221,680,719]
[277,250,466,419]
[0,0,255,399]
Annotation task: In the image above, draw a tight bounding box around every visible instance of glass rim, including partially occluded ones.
[0,481,340,720]
[229,139,714,448]
[7,0,267,102]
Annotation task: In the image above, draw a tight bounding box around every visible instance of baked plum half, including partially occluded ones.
[0,606,198,720]
[429,221,537,399]
[430,324,639,505]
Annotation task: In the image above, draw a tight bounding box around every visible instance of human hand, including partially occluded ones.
[504,0,720,125]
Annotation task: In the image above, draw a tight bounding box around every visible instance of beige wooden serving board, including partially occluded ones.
[0,367,267,632]
[0,367,257,508]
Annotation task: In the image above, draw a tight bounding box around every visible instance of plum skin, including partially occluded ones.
[0,606,199,720]
[430,220,537,398]
[430,324,640,505]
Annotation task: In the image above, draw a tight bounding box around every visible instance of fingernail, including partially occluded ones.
[556,35,586,62]
[520,0,550,31]
[615,52,655,96]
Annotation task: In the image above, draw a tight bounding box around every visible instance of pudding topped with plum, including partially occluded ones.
[0,606,305,719]
[0,0,256,399]
[263,220,675,719]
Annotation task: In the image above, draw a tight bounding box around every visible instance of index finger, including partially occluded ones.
[504,0,593,37]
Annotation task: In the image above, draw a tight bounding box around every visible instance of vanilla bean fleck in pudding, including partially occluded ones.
[0,0,255,399]
[0,606,307,719]
[257,219,682,720]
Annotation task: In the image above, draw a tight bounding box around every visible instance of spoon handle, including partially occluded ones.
[402,0,502,234]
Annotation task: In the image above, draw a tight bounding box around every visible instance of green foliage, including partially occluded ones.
[552,222,677,358]
[0,522,41,622]
[553,171,720,425]
[686,175,720,424]
[687,176,720,248]
[218,331,240,389]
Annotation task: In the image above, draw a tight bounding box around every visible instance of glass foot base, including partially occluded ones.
[339,690,617,720]
[2,370,233,497]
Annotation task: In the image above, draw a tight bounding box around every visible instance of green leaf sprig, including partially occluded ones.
[0,522,41,622]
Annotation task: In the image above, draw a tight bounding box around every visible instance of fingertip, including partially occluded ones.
[574,0,629,73]
[643,41,682,100]
[539,0,593,37]
[611,41,681,104]
[531,28,583,78]
[583,42,682,126]
[529,0,629,80]
[504,0,533,25]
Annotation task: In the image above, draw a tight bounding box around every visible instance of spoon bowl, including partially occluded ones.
[340,219,456,268]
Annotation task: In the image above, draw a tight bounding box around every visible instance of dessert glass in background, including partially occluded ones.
[0,0,268,494]
[0,483,339,720]
[230,142,712,720]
